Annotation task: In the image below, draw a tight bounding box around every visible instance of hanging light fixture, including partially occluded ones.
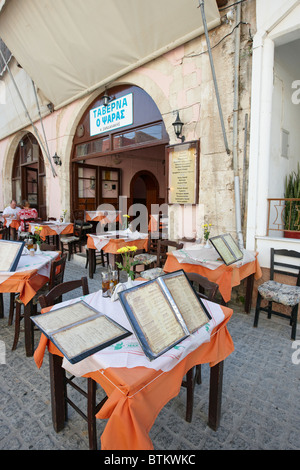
[102,90,111,107]
[172,111,185,142]
[52,152,62,166]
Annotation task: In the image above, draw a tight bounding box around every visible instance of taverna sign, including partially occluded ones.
[90,93,133,136]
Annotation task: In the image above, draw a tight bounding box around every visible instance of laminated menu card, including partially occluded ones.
[0,239,24,272]
[31,301,131,364]
[209,233,243,265]
[118,270,211,361]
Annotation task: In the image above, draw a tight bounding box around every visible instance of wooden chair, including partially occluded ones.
[72,209,93,234]
[85,245,109,274]
[60,220,85,260]
[11,254,67,351]
[139,239,184,281]
[133,232,161,275]
[182,272,219,423]
[39,277,107,450]
[253,248,300,340]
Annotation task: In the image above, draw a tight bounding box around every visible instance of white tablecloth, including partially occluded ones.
[43,282,225,376]
[0,251,59,285]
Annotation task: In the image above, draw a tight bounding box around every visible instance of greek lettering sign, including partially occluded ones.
[90,93,133,136]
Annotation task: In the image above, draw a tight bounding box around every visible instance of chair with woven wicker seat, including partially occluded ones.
[139,239,184,281]
[11,253,67,351]
[253,248,300,340]
[133,233,160,276]
[182,272,219,423]
[38,277,108,450]
[60,220,85,260]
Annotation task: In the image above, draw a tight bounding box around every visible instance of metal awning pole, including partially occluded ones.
[198,0,230,155]
[0,48,57,177]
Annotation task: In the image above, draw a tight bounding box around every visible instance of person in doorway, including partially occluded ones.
[17,200,38,232]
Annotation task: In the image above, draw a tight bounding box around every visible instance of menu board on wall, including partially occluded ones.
[166,141,199,205]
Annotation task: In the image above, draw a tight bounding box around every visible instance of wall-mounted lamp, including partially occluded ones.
[172,111,185,142]
[52,152,62,166]
[102,90,111,107]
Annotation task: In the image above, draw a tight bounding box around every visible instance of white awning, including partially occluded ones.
[0,0,220,109]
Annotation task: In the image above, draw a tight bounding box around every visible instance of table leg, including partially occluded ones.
[88,249,94,279]
[49,353,66,432]
[208,360,223,431]
[245,273,254,314]
[0,293,3,318]
[24,300,34,357]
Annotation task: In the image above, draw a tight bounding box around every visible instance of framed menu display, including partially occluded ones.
[31,301,131,364]
[0,240,24,272]
[209,233,243,266]
[166,140,199,205]
[118,270,211,361]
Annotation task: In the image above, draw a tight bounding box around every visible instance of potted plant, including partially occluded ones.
[284,163,300,239]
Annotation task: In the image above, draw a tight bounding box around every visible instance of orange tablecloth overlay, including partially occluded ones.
[34,305,233,450]
[164,252,262,304]
[0,270,48,305]
[4,219,21,230]
[85,211,121,225]
[0,252,60,305]
[87,234,148,254]
[29,223,73,241]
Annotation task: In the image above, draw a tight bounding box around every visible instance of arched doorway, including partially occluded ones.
[12,133,46,219]
[130,170,159,217]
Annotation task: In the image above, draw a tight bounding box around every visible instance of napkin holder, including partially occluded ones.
[110,281,133,301]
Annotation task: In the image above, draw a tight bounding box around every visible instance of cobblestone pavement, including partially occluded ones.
[0,258,299,451]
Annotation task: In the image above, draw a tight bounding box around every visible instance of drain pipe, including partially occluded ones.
[199,0,244,248]
[232,2,244,249]
[198,0,230,155]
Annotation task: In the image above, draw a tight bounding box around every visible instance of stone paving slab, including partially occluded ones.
[0,260,299,451]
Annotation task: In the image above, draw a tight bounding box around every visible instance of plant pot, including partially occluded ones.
[284,230,300,239]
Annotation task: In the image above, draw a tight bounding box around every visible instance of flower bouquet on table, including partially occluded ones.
[202,223,212,248]
[60,210,67,223]
[121,214,130,230]
[33,226,43,253]
[116,245,139,281]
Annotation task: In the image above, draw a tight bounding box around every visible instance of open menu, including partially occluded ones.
[0,239,24,272]
[209,233,243,265]
[118,270,211,361]
[31,301,132,364]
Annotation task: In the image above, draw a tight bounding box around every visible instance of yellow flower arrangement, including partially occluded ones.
[33,226,43,245]
[202,223,212,241]
[116,245,138,280]
[121,214,130,230]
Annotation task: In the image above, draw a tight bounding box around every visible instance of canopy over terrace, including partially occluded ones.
[0,0,221,110]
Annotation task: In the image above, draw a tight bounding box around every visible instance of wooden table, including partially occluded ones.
[85,210,121,224]
[163,246,262,313]
[29,222,73,247]
[87,231,148,277]
[0,250,59,356]
[34,287,234,450]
